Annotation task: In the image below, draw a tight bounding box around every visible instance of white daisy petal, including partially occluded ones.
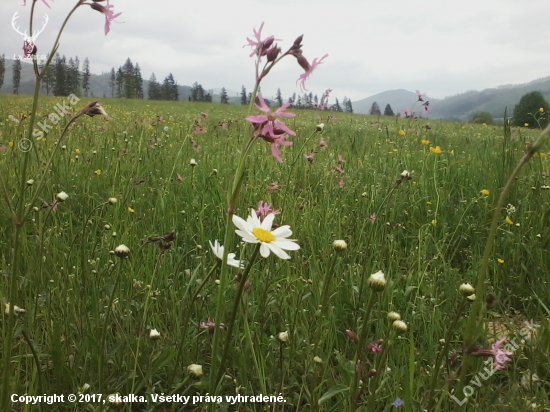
[261,213,275,230]
[232,215,250,232]
[267,243,291,259]
[272,226,292,237]
[275,240,301,251]
[260,243,271,257]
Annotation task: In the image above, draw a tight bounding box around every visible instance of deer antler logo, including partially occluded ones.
[12,11,49,58]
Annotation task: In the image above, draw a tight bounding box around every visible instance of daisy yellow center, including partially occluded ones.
[253,228,276,243]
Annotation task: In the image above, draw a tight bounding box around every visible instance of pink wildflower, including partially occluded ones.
[89,1,123,36]
[246,94,296,138]
[296,54,328,92]
[319,138,327,148]
[337,154,346,164]
[415,90,426,102]
[305,153,315,163]
[334,166,344,174]
[367,339,384,354]
[268,181,279,193]
[0,145,7,152]
[264,133,293,163]
[243,22,281,58]
[345,330,358,344]
[400,108,412,118]
[256,201,280,221]
[200,318,225,330]
[339,179,345,187]
[370,213,377,224]
[492,338,513,370]
[177,174,183,181]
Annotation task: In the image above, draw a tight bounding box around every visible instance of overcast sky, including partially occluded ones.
[2,0,550,102]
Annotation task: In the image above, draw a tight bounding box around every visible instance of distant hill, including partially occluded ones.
[427,77,550,120]
[352,89,440,116]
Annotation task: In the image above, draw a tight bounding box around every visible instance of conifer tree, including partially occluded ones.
[82,57,91,97]
[147,73,161,100]
[109,67,116,98]
[0,54,5,90]
[134,63,144,99]
[383,104,394,116]
[12,59,22,94]
[276,88,283,106]
[240,86,247,105]
[220,87,229,104]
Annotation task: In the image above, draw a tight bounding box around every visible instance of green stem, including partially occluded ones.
[98,259,124,393]
[350,290,379,411]
[320,251,339,310]
[426,298,468,410]
[214,244,261,390]
[167,262,219,389]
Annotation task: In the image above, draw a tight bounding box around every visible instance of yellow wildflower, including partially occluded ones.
[481,189,490,196]
[8,141,14,147]
[75,149,81,154]
[421,139,430,145]
[450,150,455,156]
[540,107,545,113]
[505,216,513,225]
[497,258,504,264]
[94,169,101,175]
[128,207,135,213]
[524,123,529,127]
[430,146,442,154]
[482,123,487,126]
[431,219,437,226]
[398,130,406,136]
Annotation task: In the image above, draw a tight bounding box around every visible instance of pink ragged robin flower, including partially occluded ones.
[400,108,412,118]
[89,1,123,35]
[334,166,344,174]
[268,181,279,193]
[367,339,384,354]
[243,22,281,58]
[415,90,426,102]
[262,132,293,163]
[256,201,280,221]
[200,318,225,331]
[246,94,296,138]
[296,53,328,92]
[319,138,327,148]
[369,213,377,224]
[339,179,345,187]
[305,153,315,163]
[337,154,346,164]
[471,337,513,370]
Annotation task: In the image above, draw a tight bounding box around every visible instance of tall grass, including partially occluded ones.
[1,95,549,411]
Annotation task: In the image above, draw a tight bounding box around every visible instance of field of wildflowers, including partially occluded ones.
[1,2,550,411]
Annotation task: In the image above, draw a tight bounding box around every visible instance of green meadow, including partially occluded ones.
[1,94,549,411]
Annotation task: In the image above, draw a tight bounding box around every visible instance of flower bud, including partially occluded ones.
[316,123,325,132]
[26,179,34,186]
[459,283,475,296]
[387,311,401,321]
[190,159,197,167]
[345,329,359,344]
[114,244,130,258]
[467,294,476,302]
[149,328,160,340]
[333,239,347,251]
[368,270,387,292]
[56,191,69,202]
[187,364,203,377]
[277,331,289,342]
[392,320,407,333]
[108,197,117,205]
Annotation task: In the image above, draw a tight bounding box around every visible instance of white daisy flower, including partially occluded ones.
[232,209,300,260]
[209,240,244,268]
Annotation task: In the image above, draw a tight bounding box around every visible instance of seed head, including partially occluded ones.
[387,311,401,321]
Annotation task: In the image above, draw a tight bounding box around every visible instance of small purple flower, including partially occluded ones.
[400,108,412,118]
[393,398,404,407]
[367,339,384,354]
[256,201,280,221]
[243,22,281,59]
[491,338,513,370]
[415,90,426,102]
[305,153,315,163]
